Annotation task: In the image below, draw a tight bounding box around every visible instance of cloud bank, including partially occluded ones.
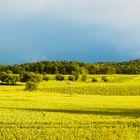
[0,0,140,64]
[0,0,48,18]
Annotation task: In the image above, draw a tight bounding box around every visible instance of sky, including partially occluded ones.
[0,0,140,64]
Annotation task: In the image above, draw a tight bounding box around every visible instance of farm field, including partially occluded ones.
[0,75,140,139]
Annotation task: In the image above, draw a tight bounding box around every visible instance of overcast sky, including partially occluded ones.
[0,0,140,64]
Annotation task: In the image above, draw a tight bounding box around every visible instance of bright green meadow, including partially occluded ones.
[0,75,140,139]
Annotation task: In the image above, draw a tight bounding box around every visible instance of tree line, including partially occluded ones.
[0,59,140,75]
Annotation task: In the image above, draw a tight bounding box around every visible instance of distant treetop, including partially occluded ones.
[0,59,140,74]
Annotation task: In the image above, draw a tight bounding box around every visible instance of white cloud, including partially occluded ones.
[0,0,48,18]
[0,0,140,24]
[46,0,140,27]
[1,0,140,27]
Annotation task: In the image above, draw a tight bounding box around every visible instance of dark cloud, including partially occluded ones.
[0,0,140,64]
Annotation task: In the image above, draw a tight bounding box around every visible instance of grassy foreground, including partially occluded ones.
[0,75,140,139]
[0,92,140,140]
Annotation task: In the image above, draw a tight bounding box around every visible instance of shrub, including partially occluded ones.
[102,76,109,82]
[81,75,87,81]
[0,73,19,85]
[20,72,43,83]
[92,77,98,82]
[20,72,30,82]
[72,71,80,81]
[43,75,50,81]
[68,75,75,81]
[56,74,65,81]
[25,81,38,91]
[33,74,43,83]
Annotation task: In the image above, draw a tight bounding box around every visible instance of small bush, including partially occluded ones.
[56,75,65,81]
[68,75,75,81]
[25,82,38,91]
[32,74,43,83]
[72,71,80,81]
[81,75,87,81]
[43,75,50,81]
[102,76,109,82]
[92,77,98,82]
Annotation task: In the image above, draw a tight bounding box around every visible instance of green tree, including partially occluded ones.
[0,73,19,85]
[20,72,43,83]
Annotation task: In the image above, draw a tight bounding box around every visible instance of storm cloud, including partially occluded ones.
[0,0,140,64]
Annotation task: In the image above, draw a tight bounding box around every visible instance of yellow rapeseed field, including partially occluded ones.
[0,75,140,139]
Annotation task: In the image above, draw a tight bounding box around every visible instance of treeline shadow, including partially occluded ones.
[0,106,140,118]
[0,83,23,86]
